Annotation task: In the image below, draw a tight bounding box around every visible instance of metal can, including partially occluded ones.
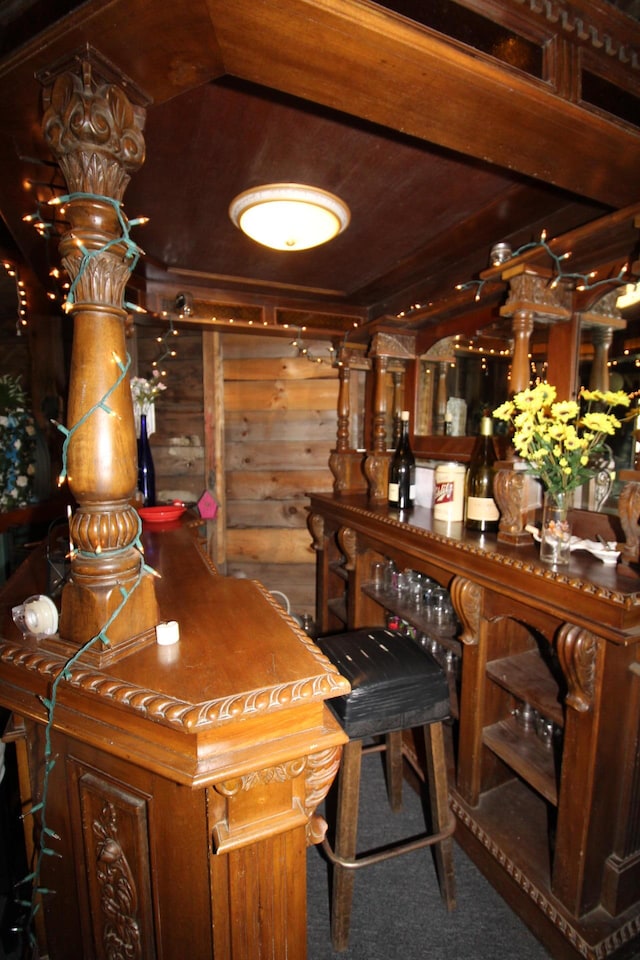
[433,462,466,522]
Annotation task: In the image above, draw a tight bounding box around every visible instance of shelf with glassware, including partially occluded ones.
[482,649,564,807]
[360,569,462,717]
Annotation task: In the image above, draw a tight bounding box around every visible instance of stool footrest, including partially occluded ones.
[321,811,456,870]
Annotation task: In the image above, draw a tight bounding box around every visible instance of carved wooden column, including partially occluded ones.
[364,354,389,502]
[328,343,369,495]
[436,361,450,434]
[588,326,613,391]
[500,265,571,395]
[422,337,457,435]
[363,332,417,503]
[38,50,158,660]
[509,309,535,395]
[578,289,627,393]
[553,623,606,916]
[495,267,571,543]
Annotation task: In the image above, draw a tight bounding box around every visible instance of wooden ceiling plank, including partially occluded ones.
[207,0,640,208]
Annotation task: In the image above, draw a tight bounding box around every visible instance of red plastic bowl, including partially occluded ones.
[138,505,186,524]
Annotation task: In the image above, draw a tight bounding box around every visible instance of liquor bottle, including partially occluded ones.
[388,410,415,510]
[465,415,499,532]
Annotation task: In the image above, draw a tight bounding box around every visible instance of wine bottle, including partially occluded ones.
[465,415,499,532]
[388,410,416,510]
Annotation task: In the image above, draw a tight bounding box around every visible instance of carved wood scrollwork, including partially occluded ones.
[76,766,155,960]
[337,525,357,570]
[618,480,640,564]
[93,801,143,960]
[556,623,599,712]
[329,450,350,493]
[450,577,482,646]
[210,744,343,852]
[303,745,343,845]
[494,468,532,544]
[363,452,390,502]
[215,758,308,797]
[307,511,325,551]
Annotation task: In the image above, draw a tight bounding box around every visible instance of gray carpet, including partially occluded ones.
[307,748,553,960]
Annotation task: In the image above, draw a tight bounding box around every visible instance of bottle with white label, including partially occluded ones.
[388,410,416,510]
[465,415,500,532]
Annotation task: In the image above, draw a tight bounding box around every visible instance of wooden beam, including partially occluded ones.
[207,0,640,209]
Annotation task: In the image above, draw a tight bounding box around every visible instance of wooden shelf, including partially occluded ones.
[483,717,559,806]
[486,650,564,728]
[327,595,347,625]
[361,582,461,656]
[329,560,349,582]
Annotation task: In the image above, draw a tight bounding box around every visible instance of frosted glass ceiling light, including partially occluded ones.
[229,183,350,251]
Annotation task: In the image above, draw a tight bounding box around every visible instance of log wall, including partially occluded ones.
[135,325,337,618]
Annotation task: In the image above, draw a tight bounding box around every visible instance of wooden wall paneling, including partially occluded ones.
[203,329,226,568]
[222,333,338,617]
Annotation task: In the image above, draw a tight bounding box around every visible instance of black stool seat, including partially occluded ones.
[315,627,456,952]
[317,627,450,738]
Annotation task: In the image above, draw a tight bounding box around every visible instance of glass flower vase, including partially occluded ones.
[540,490,572,565]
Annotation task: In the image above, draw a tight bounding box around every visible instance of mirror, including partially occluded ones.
[416,331,514,438]
[413,299,640,514]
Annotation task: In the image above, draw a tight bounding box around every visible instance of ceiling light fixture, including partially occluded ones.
[229,182,350,252]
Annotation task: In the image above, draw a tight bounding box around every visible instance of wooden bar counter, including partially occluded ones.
[0,516,349,959]
[308,492,640,960]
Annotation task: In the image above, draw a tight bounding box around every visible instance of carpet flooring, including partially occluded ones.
[306,748,553,960]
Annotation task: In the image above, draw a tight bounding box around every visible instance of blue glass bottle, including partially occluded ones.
[137,413,156,506]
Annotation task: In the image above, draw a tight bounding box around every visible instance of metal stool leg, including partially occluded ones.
[423,721,456,910]
[331,738,363,951]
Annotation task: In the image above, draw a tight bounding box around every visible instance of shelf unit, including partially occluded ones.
[308,492,640,960]
[361,581,461,716]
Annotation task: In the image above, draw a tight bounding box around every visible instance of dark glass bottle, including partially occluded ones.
[137,413,156,507]
[465,415,499,532]
[388,410,415,510]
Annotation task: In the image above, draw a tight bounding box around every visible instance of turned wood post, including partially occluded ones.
[328,344,369,495]
[391,368,404,446]
[500,266,571,396]
[510,310,535,395]
[371,355,389,455]
[588,326,613,392]
[496,267,570,543]
[579,290,627,394]
[363,355,390,502]
[336,360,351,453]
[38,49,158,658]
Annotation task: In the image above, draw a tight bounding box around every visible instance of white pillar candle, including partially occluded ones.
[156,620,180,646]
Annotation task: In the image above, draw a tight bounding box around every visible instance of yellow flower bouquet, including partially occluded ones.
[493,383,632,496]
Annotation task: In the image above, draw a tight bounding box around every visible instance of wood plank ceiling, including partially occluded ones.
[0,0,638,337]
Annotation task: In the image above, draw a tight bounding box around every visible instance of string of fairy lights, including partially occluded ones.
[455,229,630,303]
[395,228,632,321]
[21,177,179,375]
[1,259,28,334]
[16,186,164,946]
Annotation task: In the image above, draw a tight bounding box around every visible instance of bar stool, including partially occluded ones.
[316,627,457,951]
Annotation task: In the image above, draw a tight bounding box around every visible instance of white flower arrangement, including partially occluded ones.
[0,374,37,511]
[130,371,167,413]
[129,371,166,437]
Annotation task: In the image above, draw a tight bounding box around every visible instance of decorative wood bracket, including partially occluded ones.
[209,745,342,853]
